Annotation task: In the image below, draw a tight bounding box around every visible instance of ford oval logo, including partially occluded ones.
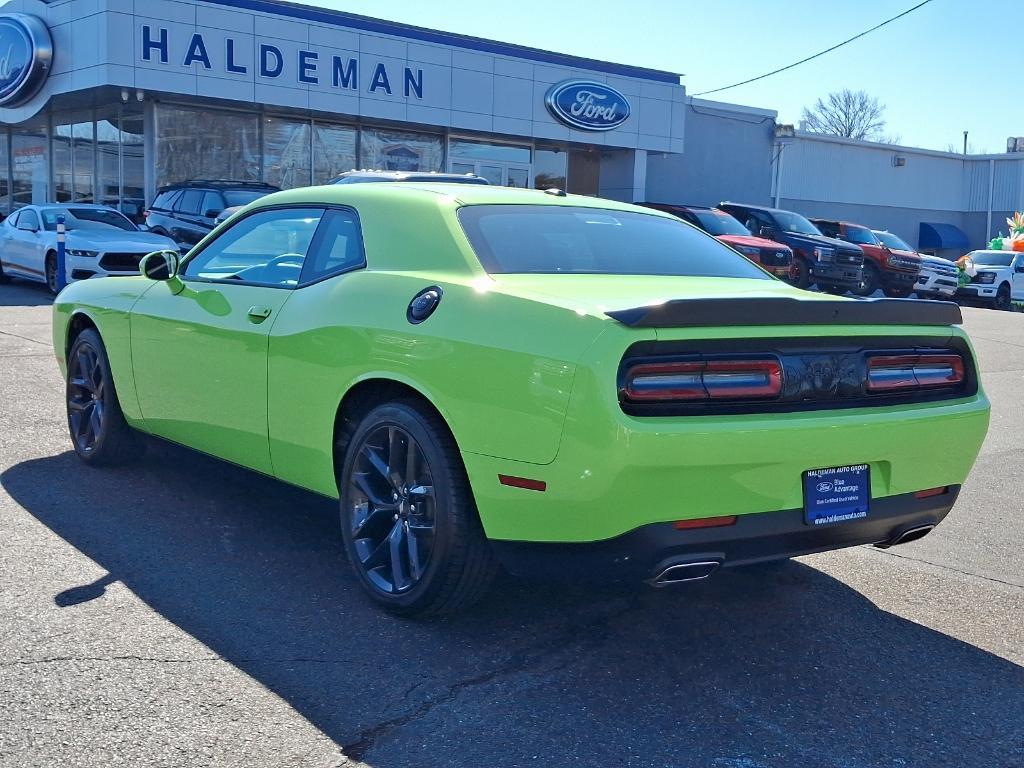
[816,482,834,493]
[544,80,631,132]
[0,15,52,108]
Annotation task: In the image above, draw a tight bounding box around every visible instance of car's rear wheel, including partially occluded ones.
[791,257,810,289]
[883,286,913,298]
[994,283,1012,311]
[339,401,498,616]
[45,251,58,294]
[0,257,9,283]
[66,329,145,465]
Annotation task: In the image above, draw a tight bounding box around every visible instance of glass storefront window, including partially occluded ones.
[533,147,567,190]
[567,149,599,196]
[449,138,530,164]
[156,104,259,187]
[53,115,95,203]
[119,110,145,222]
[0,130,8,213]
[12,123,48,209]
[312,123,356,184]
[95,106,146,222]
[360,128,442,173]
[263,117,311,189]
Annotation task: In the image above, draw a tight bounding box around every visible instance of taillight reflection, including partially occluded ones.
[866,354,964,393]
[624,358,782,403]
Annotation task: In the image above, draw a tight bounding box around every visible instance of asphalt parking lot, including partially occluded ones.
[0,280,1021,768]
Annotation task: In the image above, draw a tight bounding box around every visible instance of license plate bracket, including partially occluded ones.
[803,464,870,526]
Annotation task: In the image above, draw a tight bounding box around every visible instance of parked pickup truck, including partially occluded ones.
[718,202,864,292]
[872,230,957,300]
[640,203,793,279]
[812,219,920,297]
[957,249,1024,310]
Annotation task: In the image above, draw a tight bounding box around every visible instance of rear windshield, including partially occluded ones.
[458,205,772,279]
[691,210,750,237]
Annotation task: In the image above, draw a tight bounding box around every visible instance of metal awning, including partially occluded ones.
[919,222,969,251]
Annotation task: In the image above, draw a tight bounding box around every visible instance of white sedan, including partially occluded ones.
[0,204,178,294]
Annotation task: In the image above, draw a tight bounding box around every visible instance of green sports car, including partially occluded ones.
[53,184,990,615]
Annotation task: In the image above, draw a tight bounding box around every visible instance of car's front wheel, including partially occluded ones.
[45,251,58,294]
[856,263,881,297]
[790,257,810,290]
[66,329,145,465]
[339,401,498,616]
[994,283,1012,311]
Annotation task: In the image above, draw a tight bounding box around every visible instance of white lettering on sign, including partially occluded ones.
[569,90,618,122]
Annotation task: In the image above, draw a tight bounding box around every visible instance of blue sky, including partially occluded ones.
[310,0,1014,154]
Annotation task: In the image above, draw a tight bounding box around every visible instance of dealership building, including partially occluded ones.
[0,0,1021,257]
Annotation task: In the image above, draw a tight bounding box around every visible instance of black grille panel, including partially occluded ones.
[99,252,147,271]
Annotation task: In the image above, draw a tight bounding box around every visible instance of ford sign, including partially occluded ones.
[0,14,52,108]
[544,80,630,132]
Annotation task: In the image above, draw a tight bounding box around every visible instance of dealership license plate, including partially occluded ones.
[803,464,870,526]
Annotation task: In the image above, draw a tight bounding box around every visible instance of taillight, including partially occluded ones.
[866,354,964,393]
[624,358,782,403]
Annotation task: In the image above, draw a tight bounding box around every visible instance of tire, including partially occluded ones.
[856,263,881,297]
[339,401,498,616]
[45,251,58,294]
[0,255,9,284]
[66,328,145,466]
[822,284,847,295]
[883,286,913,298]
[994,283,1012,311]
[791,257,810,290]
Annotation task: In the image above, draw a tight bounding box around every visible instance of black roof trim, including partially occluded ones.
[606,297,963,328]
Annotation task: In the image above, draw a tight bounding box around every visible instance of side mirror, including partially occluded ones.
[758,226,773,238]
[204,208,222,219]
[140,250,180,281]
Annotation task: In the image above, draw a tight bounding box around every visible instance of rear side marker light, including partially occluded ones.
[867,354,964,393]
[914,486,949,499]
[498,474,547,492]
[673,515,738,530]
[624,359,782,403]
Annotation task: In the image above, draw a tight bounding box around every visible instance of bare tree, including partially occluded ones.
[801,89,890,142]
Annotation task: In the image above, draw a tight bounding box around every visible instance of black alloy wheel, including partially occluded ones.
[995,283,1012,311]
[339,401,498,616]
[857,263,881,297]
[65,329,144,465]
[791,257,810,290]
[45,252,58,294]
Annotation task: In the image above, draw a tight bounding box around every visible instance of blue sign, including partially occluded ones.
[544,80,630,132]
[0,14,52,108]
[803,464,870,526]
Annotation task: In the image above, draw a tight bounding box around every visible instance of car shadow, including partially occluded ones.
[3,444,1022,767]
[0,279,53,307]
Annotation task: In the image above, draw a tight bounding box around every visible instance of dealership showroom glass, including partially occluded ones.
[0,0,686,220]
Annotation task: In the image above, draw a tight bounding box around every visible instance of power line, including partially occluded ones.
[693,0,934,97]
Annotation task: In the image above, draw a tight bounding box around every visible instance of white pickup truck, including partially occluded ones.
[956,249,1024,310]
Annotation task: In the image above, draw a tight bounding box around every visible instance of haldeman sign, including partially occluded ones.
[140,26,425,98]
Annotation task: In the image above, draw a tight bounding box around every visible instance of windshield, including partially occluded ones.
[458,205,772,279]
[773,211,822,236]
[223,190,271,207]
[692,210,751,237]
[41,207,137,232]
[874,231,913,251]
[843,226,879,245]
[970,251,1015,267]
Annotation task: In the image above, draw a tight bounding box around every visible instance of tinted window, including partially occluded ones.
[183,208,323,285]
[300,209,365,284]
[223,189,272,207]
[201,191,225,217]
[459,205,771,279]
[152,190,180,210]
[773,211,822,236]
[17,209,38,230]
[874,231,913,251]
[691,210,750,237]
[41,207,136,232]
[176,190,204,215]
[843,226,879,245]
[814,221,840,238]
[7,211,19,227]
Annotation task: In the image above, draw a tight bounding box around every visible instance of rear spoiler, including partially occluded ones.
[605,297,962,328]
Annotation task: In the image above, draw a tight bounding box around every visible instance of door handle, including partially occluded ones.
[247,305,272,323]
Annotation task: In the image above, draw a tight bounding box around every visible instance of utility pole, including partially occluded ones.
[963,131,968,155]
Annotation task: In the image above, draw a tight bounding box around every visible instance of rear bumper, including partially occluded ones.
[491,487,959,583]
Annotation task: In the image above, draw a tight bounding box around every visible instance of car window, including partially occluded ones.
[744,211,773,234]
[7,211,19,227]
[300,208,366,284]
[41,207,137,232]
[182,207,323,286]
[843,226,879,245]
[223,189,272,207]
[201,192,225,218]
[176,190,204,215]
[17,209,39,230]
[459,205,771,279]
[152,190,179,210]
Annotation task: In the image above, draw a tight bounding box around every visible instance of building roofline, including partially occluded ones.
[793,130,1024,162]
[198,0,683,85]
[688,97,777,119]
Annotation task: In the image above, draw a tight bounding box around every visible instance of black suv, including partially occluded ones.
[145,181,279,248]
[718,202,864,292]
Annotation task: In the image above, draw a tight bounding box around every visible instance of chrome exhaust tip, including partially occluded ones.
[877,523,936,549]
[649,560,721,587]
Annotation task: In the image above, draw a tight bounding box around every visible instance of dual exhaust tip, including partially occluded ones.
[650,523,937,585]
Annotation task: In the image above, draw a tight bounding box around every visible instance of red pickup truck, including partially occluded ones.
[811,219,921,297]
[641,203,794,279]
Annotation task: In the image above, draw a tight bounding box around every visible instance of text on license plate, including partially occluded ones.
[802,464,870,526]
